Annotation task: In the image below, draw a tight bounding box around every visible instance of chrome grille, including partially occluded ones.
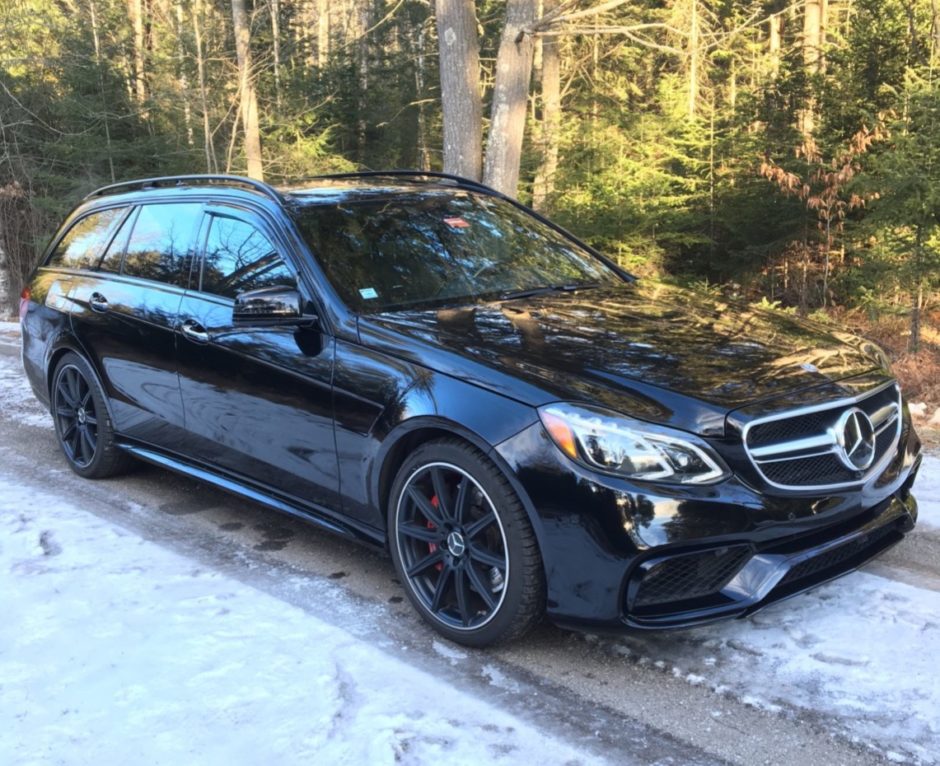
[742,382,902,490]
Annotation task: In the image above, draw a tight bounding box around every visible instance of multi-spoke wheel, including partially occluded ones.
[389,439,544,646]
[51,353,133,478]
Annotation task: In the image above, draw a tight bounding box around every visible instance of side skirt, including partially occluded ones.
[118,442,387,550]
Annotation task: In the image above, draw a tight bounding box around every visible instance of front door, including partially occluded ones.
[175,208,341,512]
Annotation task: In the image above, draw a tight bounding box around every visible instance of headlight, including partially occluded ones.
[538,403,729,485]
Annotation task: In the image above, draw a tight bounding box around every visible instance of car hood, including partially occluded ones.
[357,281,885,436]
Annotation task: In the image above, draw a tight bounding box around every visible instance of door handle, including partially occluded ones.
[89,292,109,313]
[180,319,210,344]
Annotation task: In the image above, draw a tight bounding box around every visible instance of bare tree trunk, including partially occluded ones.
[193,0,217,171]
[435,0,483,180]
[317,0,330,70]
[910,224,925,353]
[932,0,940,69]
[174,0,195,149]
[270,0,282,108]
[800,0,823,136]
[688,0,699,117]
[413,18,431,171]
[231,0,264,179]
[769,12,782,77]
[483,0,538,195]
[89,0,116,181]
[532,0,560,211]
[356,2,371,164]
[128,0,149,112]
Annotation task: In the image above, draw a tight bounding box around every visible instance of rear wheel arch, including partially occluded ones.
[46,339,116,427]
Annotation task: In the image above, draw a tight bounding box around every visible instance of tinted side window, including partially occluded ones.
[122,203,202,286]
[201,216,295,299]
[46,207,126,270]
[98,207,138,272]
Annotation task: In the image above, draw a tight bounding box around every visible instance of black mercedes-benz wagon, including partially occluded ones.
[20,172,922,646]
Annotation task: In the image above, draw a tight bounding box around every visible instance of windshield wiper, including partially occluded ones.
[497,283,600,301]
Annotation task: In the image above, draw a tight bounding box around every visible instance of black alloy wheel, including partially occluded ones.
[54,364,99,468]
[51,353,133,478]
[390,439,544,646]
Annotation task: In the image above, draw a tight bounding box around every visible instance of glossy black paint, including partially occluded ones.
[20,175,922,634]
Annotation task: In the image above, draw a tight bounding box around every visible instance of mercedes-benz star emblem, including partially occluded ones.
[446,530,466,558]
[834,408,876,471]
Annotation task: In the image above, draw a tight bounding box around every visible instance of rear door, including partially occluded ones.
[175,206,341,512]
[69,201,202,448]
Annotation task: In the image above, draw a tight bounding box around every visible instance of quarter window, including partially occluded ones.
[46,207,126,270]
[201,216,295,299]
[98,207,138,272]
[122,203,202,286]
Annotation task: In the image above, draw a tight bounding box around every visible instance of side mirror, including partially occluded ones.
[233,286,313,326]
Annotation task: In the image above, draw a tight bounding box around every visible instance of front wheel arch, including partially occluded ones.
[373,419,549,563]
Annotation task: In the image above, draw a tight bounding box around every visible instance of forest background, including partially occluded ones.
[2,0,939,406]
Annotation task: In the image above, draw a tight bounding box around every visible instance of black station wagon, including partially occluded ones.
[20,172,922,646]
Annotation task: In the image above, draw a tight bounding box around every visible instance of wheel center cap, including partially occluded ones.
[446,530,466,557]
[76,408,87,425]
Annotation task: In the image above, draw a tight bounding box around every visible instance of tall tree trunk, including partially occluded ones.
[128,0,149,110]
[800,0,823,136]
[231,0,264,180]
[435,0,482,180]
[193,0,217,172]
[413,19,431,171]
[89,0,116,181]
[317,0,330,70]
[532,0,560,211]
[483,0,537,195]
[174,0,195,149]
[910,224,924,353]
[356,2,371,164]
[270,0,282,107]
[688,0,699,117]
[769,12,782,77]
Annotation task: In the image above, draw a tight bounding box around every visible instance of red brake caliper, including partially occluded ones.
[427,495,444,571]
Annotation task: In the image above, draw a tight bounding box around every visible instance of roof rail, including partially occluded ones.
[305,170,501,197]
[83,174,285,204]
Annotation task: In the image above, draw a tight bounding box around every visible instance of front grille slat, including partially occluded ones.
[742,383,902,490]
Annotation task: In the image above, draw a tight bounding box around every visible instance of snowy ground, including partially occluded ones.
[0,478,597,766]
[1,326,939,764]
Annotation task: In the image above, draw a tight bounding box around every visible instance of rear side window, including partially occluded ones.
[200,216,295,299]
[122,203,202,287]
[46,207,126,270]
[98,207,138,272]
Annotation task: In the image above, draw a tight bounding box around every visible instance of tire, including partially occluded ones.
[50,352,134,479]
[388,438,545,647]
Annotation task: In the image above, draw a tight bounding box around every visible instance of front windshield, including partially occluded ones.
[291,191,624,312]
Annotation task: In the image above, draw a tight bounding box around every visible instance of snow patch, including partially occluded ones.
[0,354,50,428]
[0,475,602,765]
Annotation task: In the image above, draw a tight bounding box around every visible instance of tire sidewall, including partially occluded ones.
[388,440,535,647]
[51,353,115,478]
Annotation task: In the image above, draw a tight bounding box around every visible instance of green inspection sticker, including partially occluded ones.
[359,287,379,300]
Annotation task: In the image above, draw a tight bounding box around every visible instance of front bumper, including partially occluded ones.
[495,417,922,632]
[621,489,916,629]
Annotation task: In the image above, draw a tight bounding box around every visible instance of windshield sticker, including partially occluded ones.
[443,216,470,228]
[359,287,379,300]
